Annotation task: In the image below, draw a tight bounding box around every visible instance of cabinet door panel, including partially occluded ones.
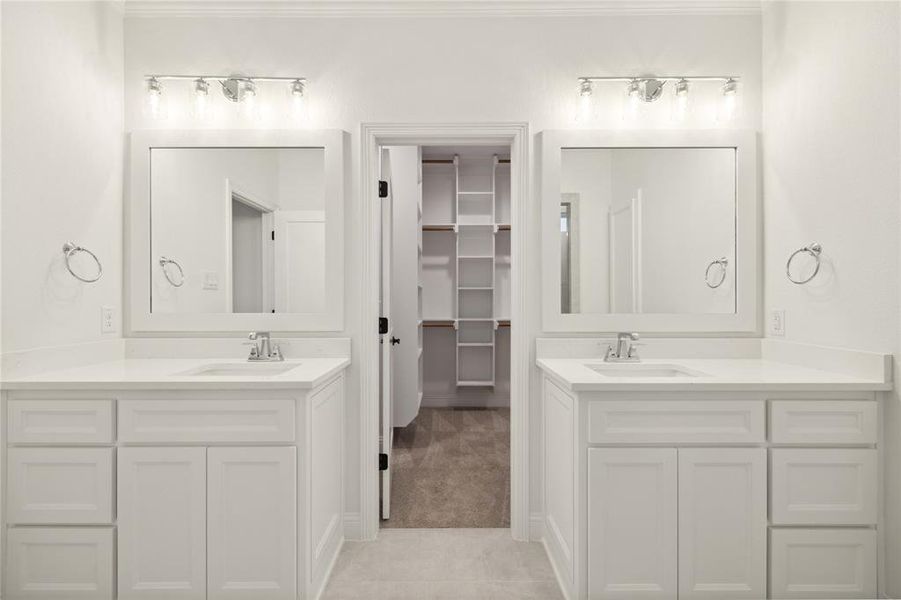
[678,448,766,599]
[588,448,677,599]
[770,529,876,599]
[8,447,113,524]
[118,447,206,599]
[6,527,114,599]
[207,446,297,600]
[771,448,877,525]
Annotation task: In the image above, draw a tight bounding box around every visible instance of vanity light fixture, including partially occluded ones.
[143,77,167,120]
[191,78,211,121]
[672,78,691,122]
[623,79,642,121]
[576,79,595,122]
[577,75,740,122]
[719,78,739,122]
[142,74,309,121]
[289,79,306,121]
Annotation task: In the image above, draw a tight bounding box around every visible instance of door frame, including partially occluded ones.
[360,122,530,541]
[224,178,276,314]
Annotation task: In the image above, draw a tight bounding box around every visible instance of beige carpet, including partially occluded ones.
[383,407,510,528]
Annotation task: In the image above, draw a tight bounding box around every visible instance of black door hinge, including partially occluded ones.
[378,180,388,198]
[379,453,388,471]
[378,317,389,334]
[271,230,275,241]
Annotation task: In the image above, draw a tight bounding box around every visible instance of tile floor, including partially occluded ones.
[321,528,563,599]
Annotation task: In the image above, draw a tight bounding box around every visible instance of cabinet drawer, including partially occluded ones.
[771,449,877,525]
[119,399,295,443]
[770,401,877,445]
[8,400,114,444]
[6,527,114,599]
[587,401,764,444]
[770,529,876,599]
[8,447,114,524]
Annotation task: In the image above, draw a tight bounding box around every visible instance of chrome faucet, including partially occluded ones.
[247,331,283,362]
[605,332,641,362]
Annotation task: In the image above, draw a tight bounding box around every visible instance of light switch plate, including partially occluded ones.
[769,309,785,337]
[101,306,117,333]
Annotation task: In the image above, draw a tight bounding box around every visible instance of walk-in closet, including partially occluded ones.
[382,144,512,528]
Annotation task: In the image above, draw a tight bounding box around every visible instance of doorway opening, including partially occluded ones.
[380,145,512,529]
[362,123,528,540]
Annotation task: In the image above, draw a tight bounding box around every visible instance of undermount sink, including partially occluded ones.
[586,363,707,378]
[177,362,302,377]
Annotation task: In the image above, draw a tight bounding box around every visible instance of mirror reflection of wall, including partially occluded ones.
[150,147,325,314]
[561,147,736,315]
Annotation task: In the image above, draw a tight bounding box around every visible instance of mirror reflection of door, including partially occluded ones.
[231,193,274,313]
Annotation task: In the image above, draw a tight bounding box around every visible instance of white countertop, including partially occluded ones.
[537,357,892,392]
[0,357,351,391]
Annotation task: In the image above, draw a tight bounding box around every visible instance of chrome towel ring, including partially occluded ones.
[159,256,185,287]
[62,242,102,283]
[705,257,728,289]
[786,242,822,285]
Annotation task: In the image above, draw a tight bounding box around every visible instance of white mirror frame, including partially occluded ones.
[539,129,759,334]
[127,129,347,333]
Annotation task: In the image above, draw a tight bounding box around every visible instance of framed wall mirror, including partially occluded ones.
[539,130,758,333]
[128,130,347,332]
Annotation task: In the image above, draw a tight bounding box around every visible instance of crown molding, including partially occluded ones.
[123,0,762,18]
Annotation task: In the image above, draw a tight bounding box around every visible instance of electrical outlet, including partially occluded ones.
[101,306,117,334]
[203,272,219,290]
[769,309,785,337]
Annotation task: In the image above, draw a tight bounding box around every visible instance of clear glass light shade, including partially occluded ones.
[575,81,597,123]
[191,79,212,121]
[671,80,691,122]
[239,81,260,121]
[143,78,167,120]
[718,79,739,122]
[623,81,641,122]
[288,80,306,121]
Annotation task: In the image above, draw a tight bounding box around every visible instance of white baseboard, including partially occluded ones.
[343,512,362,540]
[530,512,545,541]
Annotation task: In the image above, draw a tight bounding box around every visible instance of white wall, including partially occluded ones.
[761,1,900,594]
[124,8,762,525]
[1,1,124,354]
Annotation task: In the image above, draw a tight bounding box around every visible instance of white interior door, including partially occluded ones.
[274,209,326,314]
[379,147,394,520]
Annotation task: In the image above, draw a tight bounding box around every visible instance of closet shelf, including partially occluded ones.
[423,319,455,328]
[422,224,455,231]
[458,342,493,347]
[458,286,493,290]
[457,380,495,387]
[458,255,493,259]
[457,191,494,196]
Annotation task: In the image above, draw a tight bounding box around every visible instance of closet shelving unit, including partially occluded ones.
[420,151,511,396]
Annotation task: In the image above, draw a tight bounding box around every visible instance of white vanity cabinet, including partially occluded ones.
[3,371,346,600]
[541,376,881,600]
